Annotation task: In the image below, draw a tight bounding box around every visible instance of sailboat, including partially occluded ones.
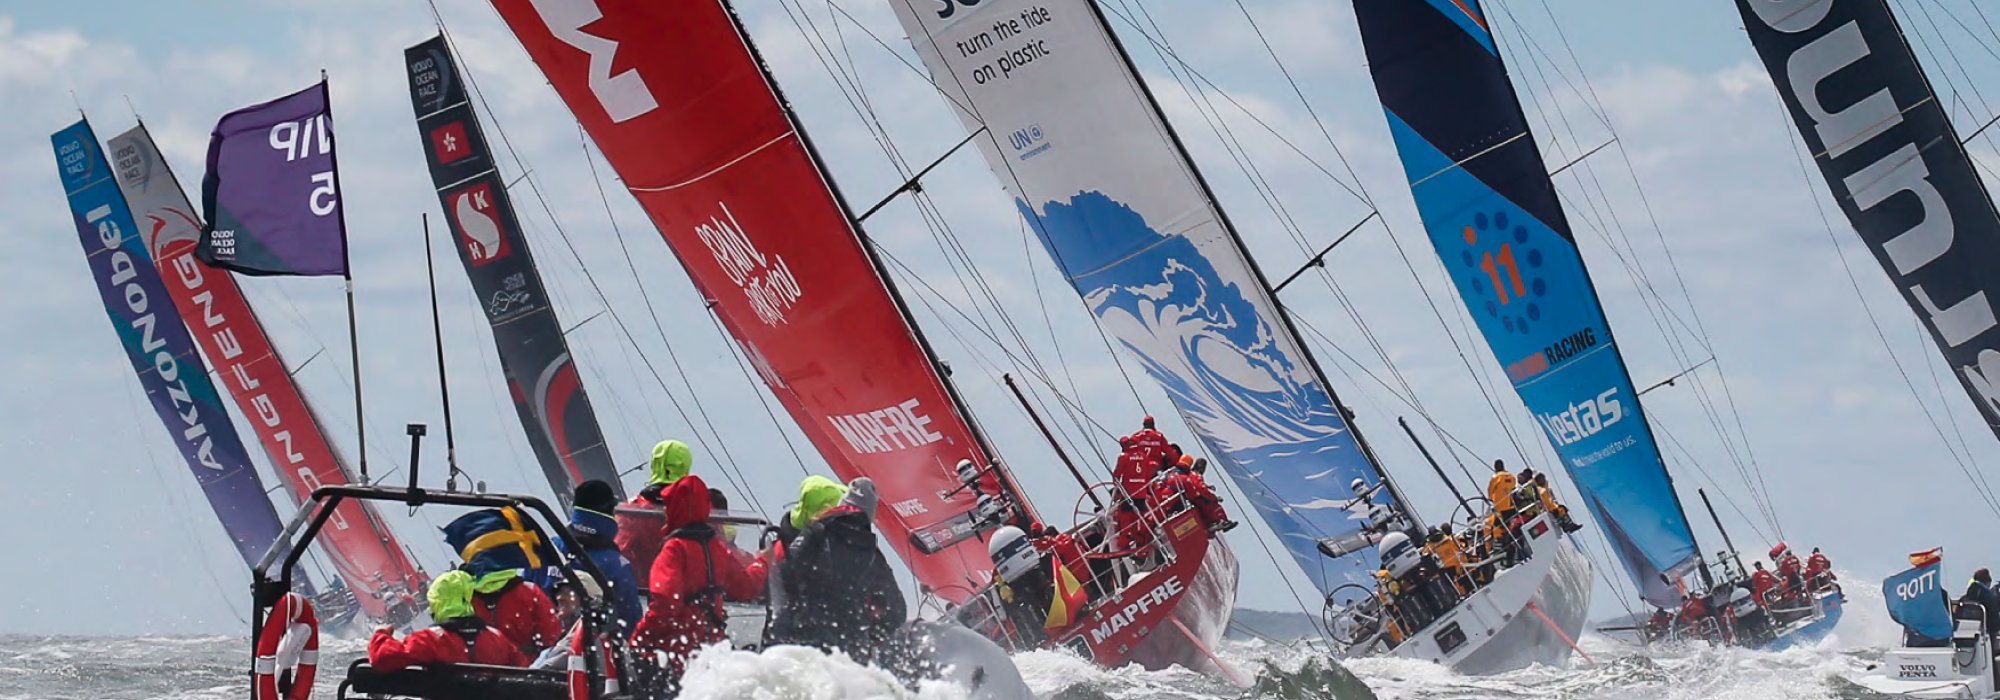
[479,0,1238,673]
[404,35,626,507]
[101,119,431,628]
[1346,0,1843,652]
[877,0,1596,673]
[51,117,354,626]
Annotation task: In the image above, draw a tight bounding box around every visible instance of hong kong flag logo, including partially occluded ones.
[450,182,510,265]
[431,121,472,165]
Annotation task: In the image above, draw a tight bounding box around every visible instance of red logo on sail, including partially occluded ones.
[431,121,472,164]
[450,182,511,265]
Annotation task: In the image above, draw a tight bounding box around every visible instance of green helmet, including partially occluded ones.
[790,475,848,529]
[649,440,693,485]
[428,570,477,621]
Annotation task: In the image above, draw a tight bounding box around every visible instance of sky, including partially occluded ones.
[7,0,2000,638]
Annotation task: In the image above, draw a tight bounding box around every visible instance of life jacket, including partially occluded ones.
[1425,537,1465,571]
[1751,569,1780,602]
[666,524,729,632]
[1806,553,1833,579]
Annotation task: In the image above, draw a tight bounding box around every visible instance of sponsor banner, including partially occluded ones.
[405,36,622,504]
[198,82,348,276]
[1884,560,1951,640]
[54,119,286,573]
[886,0,1404,597]
[487,0,1014,601]
[108,124,426,620]
[1354,0,1697,606]
[1737,0,2000,443]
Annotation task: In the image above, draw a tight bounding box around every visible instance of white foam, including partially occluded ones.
[678,643,971,700]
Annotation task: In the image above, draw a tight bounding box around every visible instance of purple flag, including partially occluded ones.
[199,81,349,276]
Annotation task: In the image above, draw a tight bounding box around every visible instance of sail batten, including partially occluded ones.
[487,0,1020,601]
[1352,0,1697,607]
[885,0,1415,597]
[106,123,426,622]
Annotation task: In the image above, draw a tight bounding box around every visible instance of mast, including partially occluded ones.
[1076,0,1422,530]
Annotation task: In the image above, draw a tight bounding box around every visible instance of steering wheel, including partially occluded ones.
[1449,496,1494,531]
[1323,583,1382,647]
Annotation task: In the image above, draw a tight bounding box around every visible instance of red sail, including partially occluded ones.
[489,0,1006,601]
[109,125,427,620]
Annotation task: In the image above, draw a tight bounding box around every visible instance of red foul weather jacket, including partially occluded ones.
[473,577,562,657]
[630,475,767,672]
[367,620,530,672]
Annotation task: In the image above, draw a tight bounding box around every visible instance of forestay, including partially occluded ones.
[1352,0,1698,607]
[885,0,1412,596]
[486,0,1023,603]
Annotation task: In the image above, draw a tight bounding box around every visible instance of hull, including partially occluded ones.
[1128,537,1240,674]
[1390,514,1594,674]
[1758,588,1845,651]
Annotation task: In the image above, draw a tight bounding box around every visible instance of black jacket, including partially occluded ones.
[764,507,906,662]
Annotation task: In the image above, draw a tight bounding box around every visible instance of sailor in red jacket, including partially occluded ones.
[630,474,768,682]
[1113,417,1169,551]
[617,439,695,590]
[469,567,562,658]
[1750,561,1781,605]
[1163,455,1238,534]
[1805,547,1837,591]
[1773,543,1805,598]
[369,570,530,672]
[1030,524,1091,589]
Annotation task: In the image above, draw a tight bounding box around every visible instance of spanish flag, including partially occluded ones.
[1045,562,1089,630]
[1911,547,1944,568]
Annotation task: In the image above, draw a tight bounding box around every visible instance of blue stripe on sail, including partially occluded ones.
[1418,0,1497,55]
[1385,106,1696,606]
[1018,192,1392,596]
[53,120,294,575]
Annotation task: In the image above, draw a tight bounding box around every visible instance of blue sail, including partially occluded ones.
[883,0,1417,597]
[1352,0,1698,606]
[52,119,301,577]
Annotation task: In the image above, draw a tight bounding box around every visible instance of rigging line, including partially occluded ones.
[1652,418,1774,545]
[1916,313,1999,501]
[573,132,762,507]
[1121,0,1478,471]
[1907,0,2000,161]
[796,0,1096,432]
[121,376,251,625]
[1229,0,1379,210]
[1088,1,1374,206]
[1200,448,1335,642]
[1272,213,1378,294]
[1290,309,1502,467]
[1775,103,2000,521]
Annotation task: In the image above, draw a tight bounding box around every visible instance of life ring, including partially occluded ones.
[254,592,319,700]
[567,621,589,700]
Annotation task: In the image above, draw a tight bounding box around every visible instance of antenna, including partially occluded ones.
[422,213,461,490]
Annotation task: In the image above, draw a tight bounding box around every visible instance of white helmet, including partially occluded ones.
[988,526,1039,583]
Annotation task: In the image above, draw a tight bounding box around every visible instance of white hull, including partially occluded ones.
[1389,514,1594,674]
[1855,618,2000,699]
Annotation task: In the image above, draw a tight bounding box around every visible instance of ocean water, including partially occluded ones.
[0,583,1908,700]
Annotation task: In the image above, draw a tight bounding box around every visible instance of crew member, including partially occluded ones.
[1750,561,1780,605]
[617,439,696,590]
[1424,526,1471,596]
[1487,460,1519,543]
[368,571,530,671]
[1773,543,1805,600]
[561,480,643,632]
[1513,469,1544,519]
[440,506,562,657]
[766,478,906,664]
[1961,569,2000,634]
[1031,524,1095,599]
[1533,473,1583,533]
[1113,418,1170,551]
[630,473,768,694]
[1805,547,1836,593]
[1163,455,1237,533]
